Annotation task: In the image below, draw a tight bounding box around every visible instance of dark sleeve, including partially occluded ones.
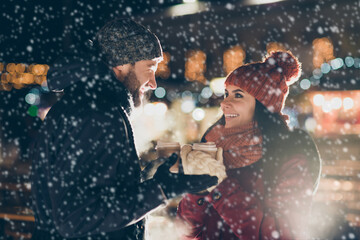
[48,111,166,237]
[209,155,314,239]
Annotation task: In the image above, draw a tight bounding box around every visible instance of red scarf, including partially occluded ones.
[205,121,263,169]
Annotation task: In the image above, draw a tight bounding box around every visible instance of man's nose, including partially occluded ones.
[146,74,157,90]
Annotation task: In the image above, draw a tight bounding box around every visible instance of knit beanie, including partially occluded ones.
[94,18,163,67]
[225,51,301,113]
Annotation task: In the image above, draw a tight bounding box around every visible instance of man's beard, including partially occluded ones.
[121,67,143,108]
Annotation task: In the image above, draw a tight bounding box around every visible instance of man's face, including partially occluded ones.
[115,59,160,107]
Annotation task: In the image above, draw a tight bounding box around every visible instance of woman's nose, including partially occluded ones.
[221,99,230,109]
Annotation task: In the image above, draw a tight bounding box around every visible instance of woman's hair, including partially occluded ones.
[254,100,289,143]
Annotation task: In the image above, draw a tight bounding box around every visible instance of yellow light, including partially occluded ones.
[15,63,26,73]
[192,108,205,121]
[185,50,207,84]
[305,118,317,132]
[209,77,226,96]
[32,64,46,75]
[144,103,155,116]
[166,2,206,17]
[6,63,16,73]
[312,37,335,69]
[154,102,168,116]
[223,45,245,75]
[266,42,287,54]
[144,102,168,117]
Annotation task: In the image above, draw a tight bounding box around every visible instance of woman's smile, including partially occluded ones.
[224,113,240,119]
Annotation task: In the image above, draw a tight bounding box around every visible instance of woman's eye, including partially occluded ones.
[235,93,243,98]
[224,93,229,98]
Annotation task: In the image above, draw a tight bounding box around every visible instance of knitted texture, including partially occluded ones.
[181,145,227,192]
[95,18,163,67]
[205,121,263,169]
[225,51,301,113]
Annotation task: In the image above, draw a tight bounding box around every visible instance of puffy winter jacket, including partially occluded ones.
[177,129,321,240]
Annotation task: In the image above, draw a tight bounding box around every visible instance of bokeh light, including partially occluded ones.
[305,117,317,132]
[322,101,332,113]
[192,108,205,121]
[345,57,354,67]
[25,93,40,105]
[330,58,344,70]
[200,87,213,99]
[154,102,168,116]
[320,63,331,74]
[144,103,155,116]
[300,79,311,90]
[181,99,195,113]
[331,97,342,110]
[155,87,166,98]
[27,105,38,117]
[343,97,354,110]
[313,94,325,106]
[209,77,225,96]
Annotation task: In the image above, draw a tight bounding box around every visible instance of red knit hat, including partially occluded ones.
[225,51,301,113]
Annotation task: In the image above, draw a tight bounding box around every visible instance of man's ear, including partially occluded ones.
[112,64,130,81]
[112,66,122,79]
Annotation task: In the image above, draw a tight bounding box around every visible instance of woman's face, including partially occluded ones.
[221,85,256,128]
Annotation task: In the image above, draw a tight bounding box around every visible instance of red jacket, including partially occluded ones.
[177,151,318,240]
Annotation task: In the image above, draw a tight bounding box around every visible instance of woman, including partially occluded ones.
[177,51,321,239]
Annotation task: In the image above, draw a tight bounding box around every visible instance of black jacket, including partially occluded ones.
[31,56,166,239]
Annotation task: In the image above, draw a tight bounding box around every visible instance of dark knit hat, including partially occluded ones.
[95,18,163,67]
[225,51,301,113]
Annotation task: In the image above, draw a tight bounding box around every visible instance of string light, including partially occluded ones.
[0,63,49,90]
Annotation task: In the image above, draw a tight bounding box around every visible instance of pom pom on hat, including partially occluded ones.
[264,51,301,85]
[225,50,302,114]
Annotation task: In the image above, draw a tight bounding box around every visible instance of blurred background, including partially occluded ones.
[0,0,360,239]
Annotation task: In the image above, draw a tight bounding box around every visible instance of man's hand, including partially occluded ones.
[153,153,218,199]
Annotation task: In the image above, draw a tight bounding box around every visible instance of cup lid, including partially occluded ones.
[156,141,180,149]
[192,142,217,152]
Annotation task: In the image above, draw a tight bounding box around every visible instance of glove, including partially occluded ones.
[153,153,218,199]
[181,145,227,192]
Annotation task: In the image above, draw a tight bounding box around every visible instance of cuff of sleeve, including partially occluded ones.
[138,178,167,209]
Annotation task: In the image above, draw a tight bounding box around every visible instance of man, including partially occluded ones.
[31,18,217,240]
